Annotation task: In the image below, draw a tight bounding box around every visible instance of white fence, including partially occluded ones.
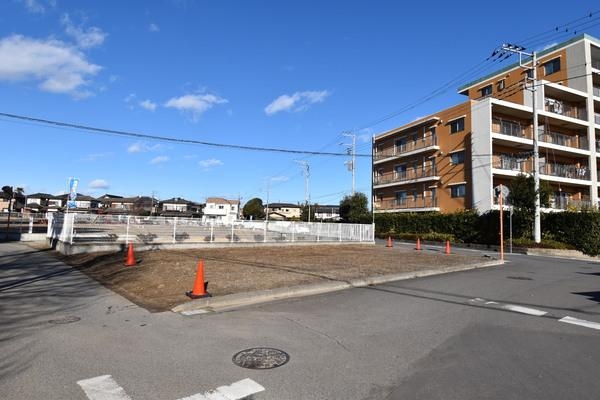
[48,213,374,245]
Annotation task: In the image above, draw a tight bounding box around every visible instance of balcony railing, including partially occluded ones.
[538,130,588,150]
[540,163,590,180]
[492,155,534,173]
[550,195,592,210]
[375,196,438,211]
[545,98,586,120]
[595,114,600,125]
[374,166,438,186]
[592,59,600,70]
[492,118,531,139]
[594,85,600,97]
[374,135,438,161]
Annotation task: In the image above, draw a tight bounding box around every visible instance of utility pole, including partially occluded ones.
[500,43,541,243]
[295,160,311,222]
[341,132,356,195]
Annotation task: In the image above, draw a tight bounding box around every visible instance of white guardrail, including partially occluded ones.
[47,213,374,245]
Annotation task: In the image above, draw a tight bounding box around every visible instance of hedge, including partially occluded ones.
[374,210,600,256]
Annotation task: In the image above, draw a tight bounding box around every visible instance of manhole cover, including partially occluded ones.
[506,276,533,281]
[232,347,290,369]
[48,316,81,324]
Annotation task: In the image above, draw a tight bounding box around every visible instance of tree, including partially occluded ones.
[242,197,265,220]
[339,192,370,223]
[300,203,317,222]
[506,174,552,239]
[507,174,552,213]
[1,186,23,238]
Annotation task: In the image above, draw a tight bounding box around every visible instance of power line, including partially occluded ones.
[0,111,372,158]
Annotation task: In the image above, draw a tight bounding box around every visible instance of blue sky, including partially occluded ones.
[1,1,599,206]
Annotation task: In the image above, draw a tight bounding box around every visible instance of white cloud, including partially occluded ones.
[164,93,228,121]
[109,74,119,83]
[0,34,102,97]
[149,23,160,32]
[264,90,330,115]
[124,93,136,102]
[198,158,223,168]
[139,99,157,111]
[270,175,289,183]
[127,141,162,153]
[61,14,107,49]
[89,179,109,189]
[149,155,169,165]
[84,152,113,161]
[20,0,50,14]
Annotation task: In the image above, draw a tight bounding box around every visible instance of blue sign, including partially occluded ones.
[68,177,79,209]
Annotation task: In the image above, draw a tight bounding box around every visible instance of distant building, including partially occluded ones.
[160,197,203,217]
[314,205,340,221]
[203,197,240,224]
[265,203,301,220]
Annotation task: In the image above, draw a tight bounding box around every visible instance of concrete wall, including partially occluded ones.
[471,98,493,212]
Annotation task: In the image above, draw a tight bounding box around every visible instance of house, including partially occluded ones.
[57,193,99,212]
[373,33,600,214]
[265,203,301,220]
[159,197,203,217]
[314,205,340,221]
[25,192,62,213]
[99,195,156,215]
[203,197,240,224]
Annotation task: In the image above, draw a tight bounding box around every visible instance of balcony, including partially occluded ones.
[545,98,586,120]
[594,85,600,98]
[593,59,600,70]
[550,195,592,210]
[540,163,590,180]
[596,114,600,125]
[374,166,438,187]
[374,135,438,162]
[492,154,533,174]
[538,129,588,150]
[492,118,531,139]
[375,196,438,211]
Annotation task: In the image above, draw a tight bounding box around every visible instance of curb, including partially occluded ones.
[172,259,504,314]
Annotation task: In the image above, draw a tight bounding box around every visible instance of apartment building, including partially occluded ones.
[373,33,600,214]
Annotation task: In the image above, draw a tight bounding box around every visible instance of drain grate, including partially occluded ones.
[48,316,81,324]
[506,276,533,281]
[232,347,289,369]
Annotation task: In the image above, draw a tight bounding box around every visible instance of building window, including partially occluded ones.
[497,79,505,91]
[525,69,533,79]
[479,84,492,97]
[450,151,465,165]
[544,58,561,75]
[449,117,465,133]
[450,184,466,198]
[395,191,407,205]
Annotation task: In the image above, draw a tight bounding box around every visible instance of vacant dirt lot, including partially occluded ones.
[47,243,490,312]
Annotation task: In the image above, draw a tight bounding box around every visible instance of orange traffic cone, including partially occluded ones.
[415,238,422,251]
[186,260,212,299]
[124,243,137,266]
[386,236,393,248]
[444,240,451,255]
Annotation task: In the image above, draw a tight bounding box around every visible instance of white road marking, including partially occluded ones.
[77,375,132,400]
[178,378,265,400]
[485,301,499,305]
[78,376,264,400]
[181,309,212,316]
[559,316,600,331]
[500,304,547,316]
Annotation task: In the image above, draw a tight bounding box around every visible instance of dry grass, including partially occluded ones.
[48,243,486,312]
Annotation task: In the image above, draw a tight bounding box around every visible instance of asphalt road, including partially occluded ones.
[1,242,599,399]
